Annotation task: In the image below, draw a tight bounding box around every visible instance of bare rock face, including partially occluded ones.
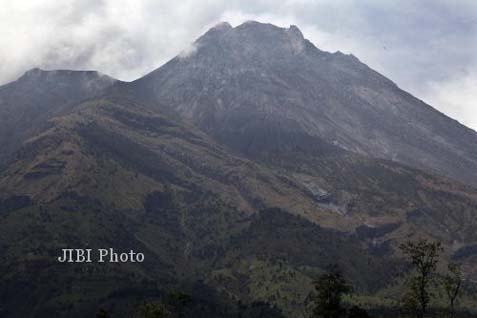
[134,21,477,186]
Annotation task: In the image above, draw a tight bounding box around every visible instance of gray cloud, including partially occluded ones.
[0,0,475,129]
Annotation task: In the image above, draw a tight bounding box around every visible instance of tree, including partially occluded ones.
[442,263,462,318]
[237,300,247,318]
[168,292,191,318]
[96,308,109,318]
[310,265,351,318]
[347,305,369,318]
[138,302,170,318]
[399,239,443,318]
[246,301,286,318]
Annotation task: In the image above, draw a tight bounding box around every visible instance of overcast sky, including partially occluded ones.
[1,0,476,129]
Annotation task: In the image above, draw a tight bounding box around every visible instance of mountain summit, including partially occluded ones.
[132,21,477,186]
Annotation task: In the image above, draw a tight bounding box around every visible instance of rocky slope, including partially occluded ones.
[130,21,477,187]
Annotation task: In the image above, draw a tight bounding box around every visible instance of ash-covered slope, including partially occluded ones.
[0,95,398,317]
[0,68,117,163]
[1,94,477,317]
[131,21,477,186]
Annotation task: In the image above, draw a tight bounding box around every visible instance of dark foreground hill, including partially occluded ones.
[0,22,476,317]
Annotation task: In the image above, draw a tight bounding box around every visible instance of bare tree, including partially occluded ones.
[399,239,443,318]
[442,263,463,318]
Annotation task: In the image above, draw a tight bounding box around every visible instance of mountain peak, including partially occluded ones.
[193,20,307,58]
[200,20,305,39]
[22,68,105,77]
[136,21,477,186]
[235,21,304,38]
[22,67,46,77]
[234,20,304,40]
[15,68,117,87]
[288,25,304,39]
[211,21,232,30]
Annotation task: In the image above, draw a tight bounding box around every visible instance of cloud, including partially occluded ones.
[0,0,475,129]
[0,0,224,83]
[421,73,477,130]
[178,42,199,59]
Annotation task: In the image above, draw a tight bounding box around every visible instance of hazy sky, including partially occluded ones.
[1,0,476,129]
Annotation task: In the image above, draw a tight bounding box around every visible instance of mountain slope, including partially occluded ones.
[0,95,389,316]
[1,21,477,317]
[129,21,477,186]
[0,68,117,163]
[1,94,477,316]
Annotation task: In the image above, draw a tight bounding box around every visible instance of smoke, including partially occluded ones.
[178,42,199,59]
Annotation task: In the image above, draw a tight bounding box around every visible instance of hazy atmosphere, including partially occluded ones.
[2,2,477,317]
[1,0,475,129]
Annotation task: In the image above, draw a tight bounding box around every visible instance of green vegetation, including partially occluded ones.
[138,302,170,318]
[399,239,443,318]
[0,97,476,317]
[442,263,463,318]
[96,308,110,318]
[309,265,351,318]
[167,292,191,318]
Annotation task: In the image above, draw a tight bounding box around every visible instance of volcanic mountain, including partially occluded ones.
[0,21,476,318]
[130,21,477,187]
